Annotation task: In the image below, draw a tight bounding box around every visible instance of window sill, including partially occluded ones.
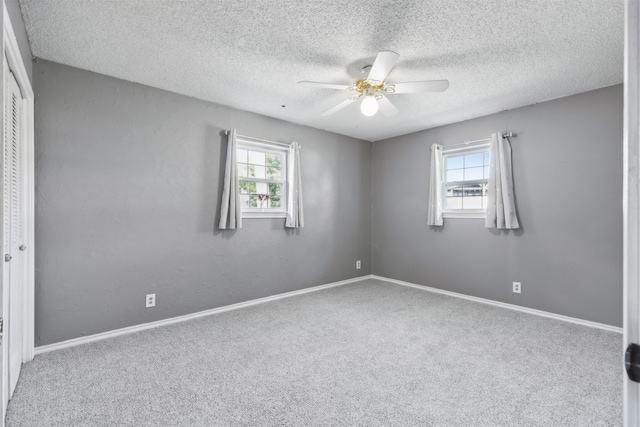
[242,211,287,219]
[443,211,486,219]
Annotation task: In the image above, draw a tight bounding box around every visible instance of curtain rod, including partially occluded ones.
[224,130,294,148]
[431,132,517,151]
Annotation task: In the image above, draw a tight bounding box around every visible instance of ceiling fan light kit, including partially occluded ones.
[299,50,449,118]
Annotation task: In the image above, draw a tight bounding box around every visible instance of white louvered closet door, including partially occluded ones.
[3,60,24,400]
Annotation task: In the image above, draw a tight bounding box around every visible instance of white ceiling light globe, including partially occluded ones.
[361,96,378,116]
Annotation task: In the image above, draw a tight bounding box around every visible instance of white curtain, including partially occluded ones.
[427,143,444,226]
[219,129,242,229]
[485,133,520,229]
[285,142,304,228]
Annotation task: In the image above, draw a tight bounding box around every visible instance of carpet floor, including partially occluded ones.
[6,279,622,426]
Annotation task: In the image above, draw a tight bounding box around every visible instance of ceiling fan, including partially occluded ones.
[299,51,449,117]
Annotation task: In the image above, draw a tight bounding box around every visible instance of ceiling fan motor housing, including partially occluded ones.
[354,79,385,93]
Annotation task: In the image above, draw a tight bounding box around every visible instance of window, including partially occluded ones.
[443,146,491,218]
[237,138,287,218]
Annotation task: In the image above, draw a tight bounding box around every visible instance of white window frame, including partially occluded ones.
[236,138,288,219]
[442,144,490,219]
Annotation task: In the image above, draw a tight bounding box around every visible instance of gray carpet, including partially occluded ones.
[6,279,622,426]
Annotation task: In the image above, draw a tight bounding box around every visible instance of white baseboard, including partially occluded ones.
[35,275,374,355]
[35,273,619,355]
[371,275,622,334]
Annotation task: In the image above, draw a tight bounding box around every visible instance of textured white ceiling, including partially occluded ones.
[19,0,623,142]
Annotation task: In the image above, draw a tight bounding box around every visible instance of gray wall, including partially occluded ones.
[372,85,623,327]
[5,0,31,82]
[34,60,372,346]
[34,57,623,346]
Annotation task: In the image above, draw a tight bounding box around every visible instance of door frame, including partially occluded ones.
[1,0,35,413]
[625,0,640,425]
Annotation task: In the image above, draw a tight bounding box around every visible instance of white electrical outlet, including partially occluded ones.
[513,282,521,294]
[146,293,156,308]
[356,260,361,270]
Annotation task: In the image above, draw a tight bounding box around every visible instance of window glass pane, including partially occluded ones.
[248,195,258,208]
[248,151,266,166]
[446,169,463,182]
[446,197,462,209]
[240,194,249,208]
[239,181,250,194]
[239,181,257,194]
[465,153,484,168]
[256,182,268,194]
[266,168,281,180]
[253,165,266,179]
[268,183,282,196]
[446,155,463,170]
[270,196,281,208]
[238,164,248,178]
[237,149,248,164]
[463,194,483,209]
[263,152,283,180]
[266,153,282,168]
[464,167,484,181]
[464,184,484,197]
[484,152,490,165]
[484,166,489,179]
[446,184,463,197]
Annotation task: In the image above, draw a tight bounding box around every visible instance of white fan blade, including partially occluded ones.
[298,81,351,90]
[390,80,450,93]
[368,50,400,82]
[378,95,399,117]
[321,97,357,116]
